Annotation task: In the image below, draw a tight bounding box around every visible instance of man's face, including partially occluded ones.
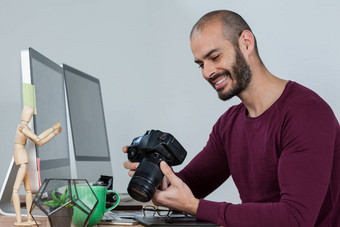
[190,22,251,101]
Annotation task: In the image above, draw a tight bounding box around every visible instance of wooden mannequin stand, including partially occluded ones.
[12,105,62,226]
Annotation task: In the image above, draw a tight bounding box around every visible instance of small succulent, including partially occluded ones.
[43,188,74,208]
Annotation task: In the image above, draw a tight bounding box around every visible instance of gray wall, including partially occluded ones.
[1,0,339,204]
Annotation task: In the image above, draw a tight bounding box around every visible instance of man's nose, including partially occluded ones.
[202,62,216,80]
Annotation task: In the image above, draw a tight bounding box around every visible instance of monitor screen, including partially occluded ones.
[63,64,113,182]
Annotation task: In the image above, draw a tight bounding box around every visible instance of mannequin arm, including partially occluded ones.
[19,123,62,146]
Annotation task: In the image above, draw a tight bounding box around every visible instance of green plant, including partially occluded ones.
[43,188,74,208]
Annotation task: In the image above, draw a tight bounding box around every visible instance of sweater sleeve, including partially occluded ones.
[194,98,339,226]
[177,117,231,199]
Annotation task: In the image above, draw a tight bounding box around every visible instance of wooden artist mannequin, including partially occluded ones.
[13,105,62,226]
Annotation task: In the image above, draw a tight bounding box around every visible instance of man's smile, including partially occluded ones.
[209,70,231,91]
[214,76,228,90]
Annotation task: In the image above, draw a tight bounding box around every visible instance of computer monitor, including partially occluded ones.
[0,48,72,216]
[62,64,113,183]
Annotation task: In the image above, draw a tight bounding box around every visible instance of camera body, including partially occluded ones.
[127,130,187,202]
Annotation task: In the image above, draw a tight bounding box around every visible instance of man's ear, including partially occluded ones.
[238,30,255,58]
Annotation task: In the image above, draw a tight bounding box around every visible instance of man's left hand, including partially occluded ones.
[152,161,199,216]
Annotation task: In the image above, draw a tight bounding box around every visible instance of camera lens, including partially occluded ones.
[127,158,164,202]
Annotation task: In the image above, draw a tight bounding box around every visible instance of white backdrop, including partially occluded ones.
[0,0,339,204]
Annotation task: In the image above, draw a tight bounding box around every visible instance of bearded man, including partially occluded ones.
[124,10,340,226]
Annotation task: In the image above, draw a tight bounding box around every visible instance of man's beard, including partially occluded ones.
[210,46,252,101]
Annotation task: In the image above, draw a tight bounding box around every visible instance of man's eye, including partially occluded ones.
[198,64,204,69]
[212,55,219,61]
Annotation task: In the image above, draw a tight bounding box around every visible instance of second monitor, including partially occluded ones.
[63,64,113,183]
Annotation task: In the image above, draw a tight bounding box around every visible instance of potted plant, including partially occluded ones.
[43,188,74,227]
[31,179,97,227]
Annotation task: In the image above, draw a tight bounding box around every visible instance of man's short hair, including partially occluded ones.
[190,10,260,56]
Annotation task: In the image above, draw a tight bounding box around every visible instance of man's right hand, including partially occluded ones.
[122,146,139,177]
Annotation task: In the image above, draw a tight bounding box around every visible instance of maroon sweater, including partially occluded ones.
[178,81,340,226]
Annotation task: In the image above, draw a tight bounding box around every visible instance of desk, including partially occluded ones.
[0,200,144,227]
[0,215,48,227]
[0,214,142,227]
[0,194,145,226]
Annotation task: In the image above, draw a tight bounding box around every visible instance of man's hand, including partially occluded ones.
[122,146,139,177]
[152,161,199,216]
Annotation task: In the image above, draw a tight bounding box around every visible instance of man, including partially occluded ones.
[124,10,340,226]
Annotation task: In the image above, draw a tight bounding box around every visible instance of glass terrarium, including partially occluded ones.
[30,178,98,227]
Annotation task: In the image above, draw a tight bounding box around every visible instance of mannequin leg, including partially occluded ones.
[13,164,26,224]
[23,167,33,221]
[13,164,37,226]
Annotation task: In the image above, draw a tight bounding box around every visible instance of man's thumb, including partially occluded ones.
[160,161,177,183]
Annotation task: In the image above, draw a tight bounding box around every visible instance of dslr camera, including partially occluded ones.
[127,130,187,202]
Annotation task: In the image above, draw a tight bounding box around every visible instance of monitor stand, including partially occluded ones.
[0,158,18,216]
